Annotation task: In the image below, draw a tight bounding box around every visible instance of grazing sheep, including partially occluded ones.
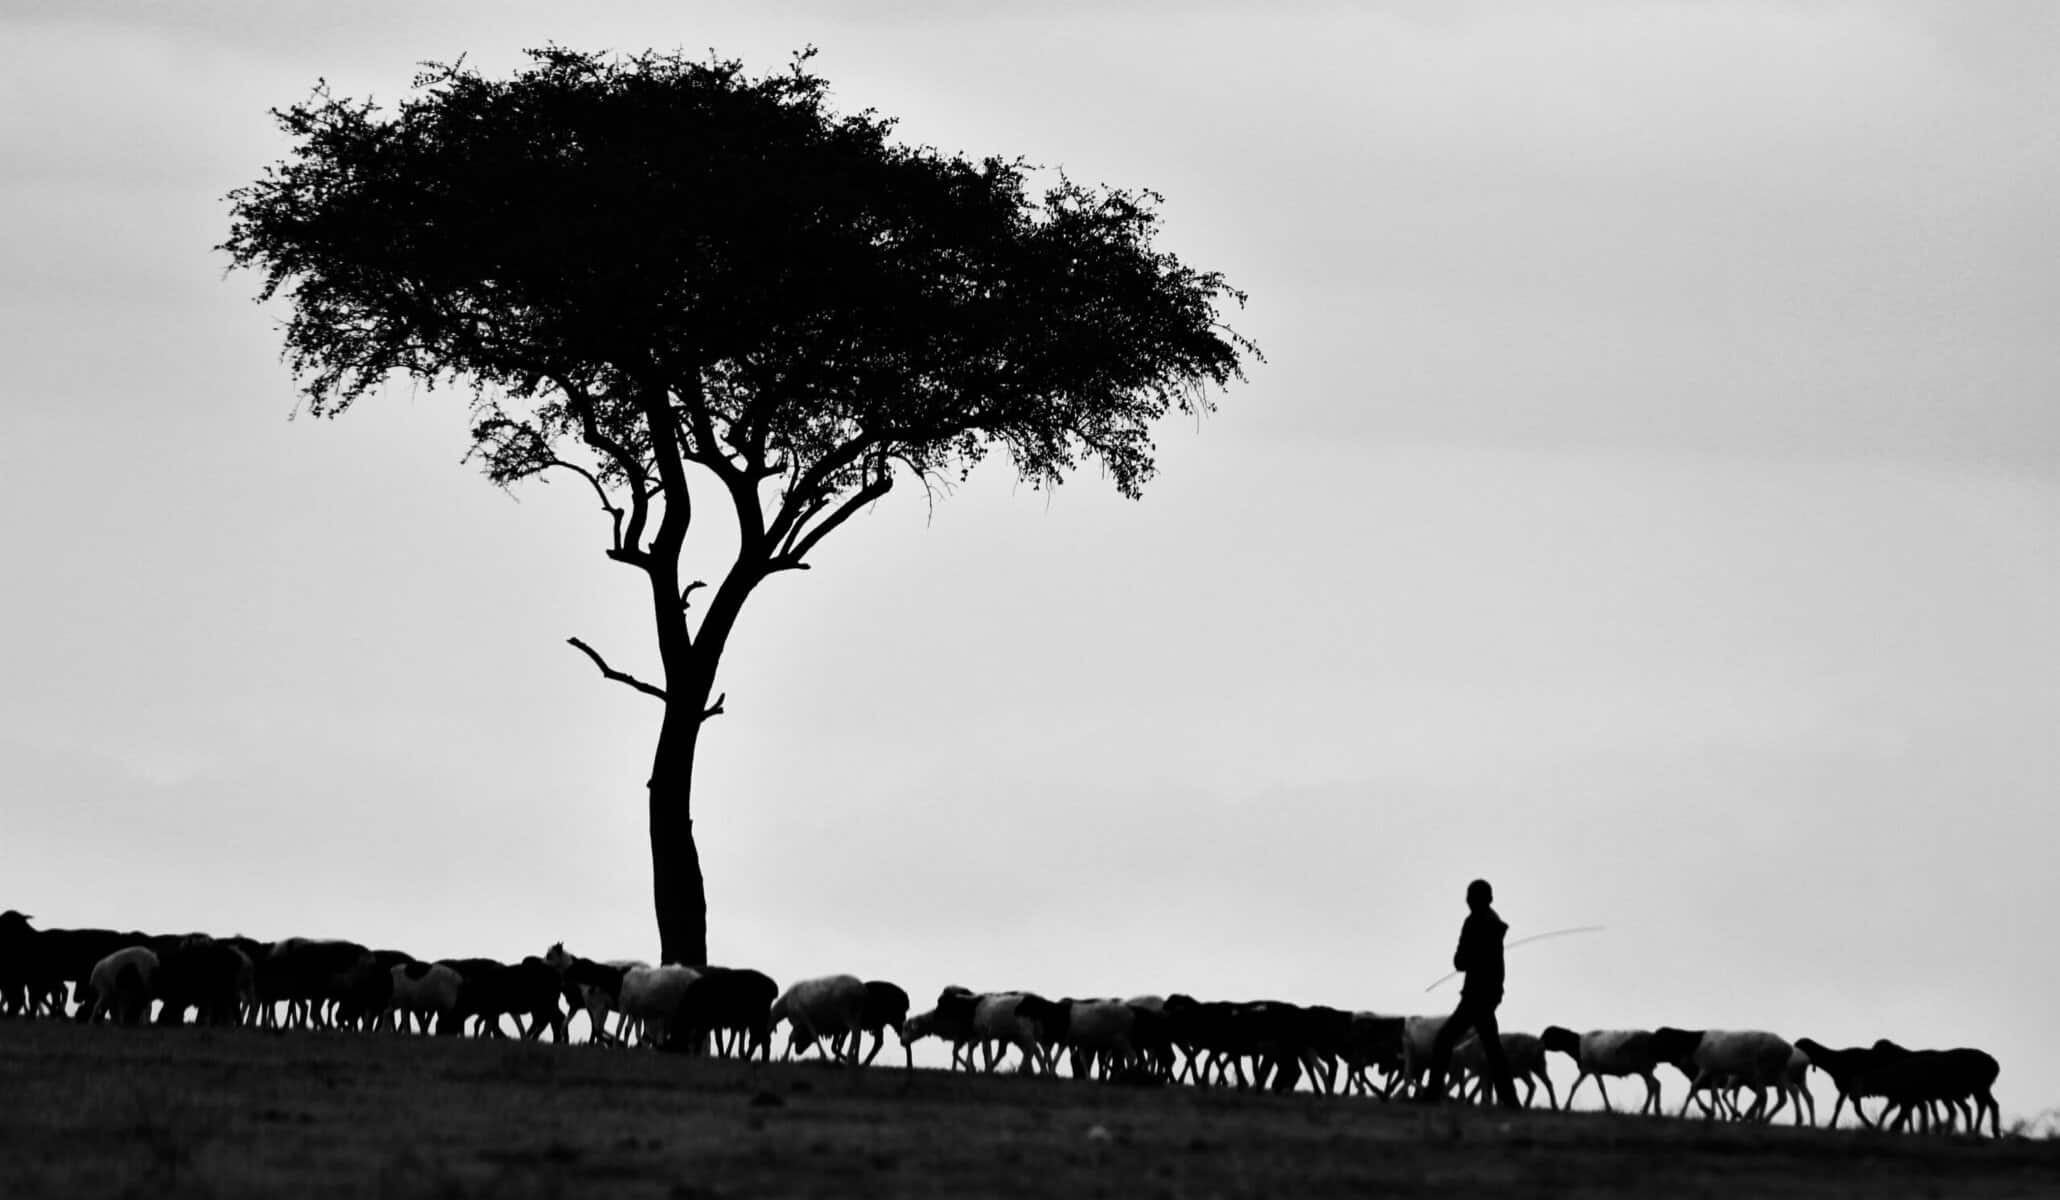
[1452,1032,1558,1109]
[1650,1028,1794,1122]
[1539,1027,1665,1115]
[901,1003,979,1069]
[86,946,159,1026]
[771,974,869,1063]
[855,980,912,1067]
[541,944,639,1045]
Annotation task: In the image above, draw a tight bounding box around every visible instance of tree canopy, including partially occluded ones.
[222,47,1257,964]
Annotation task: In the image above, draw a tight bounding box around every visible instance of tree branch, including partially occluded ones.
[566,636,667,701]
[703,692,726,721]
[681,580,707,609]
[542,457,626,553]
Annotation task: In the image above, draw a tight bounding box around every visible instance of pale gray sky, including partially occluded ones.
[2,1,2054,1122]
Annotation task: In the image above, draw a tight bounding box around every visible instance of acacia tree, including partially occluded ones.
[223,48,1255,966]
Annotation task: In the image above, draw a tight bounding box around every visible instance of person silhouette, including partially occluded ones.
[1421,878,1523,1109]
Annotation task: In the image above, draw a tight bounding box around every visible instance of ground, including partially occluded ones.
[1,1021,2055,1198]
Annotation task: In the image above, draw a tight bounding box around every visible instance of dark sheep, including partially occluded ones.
[153,936,256,1027]
[664,967,777,1060]
[445,957,567,1041]
[859,980,912,1067]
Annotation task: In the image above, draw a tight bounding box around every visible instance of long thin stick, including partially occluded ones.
[1421,925,1607,993]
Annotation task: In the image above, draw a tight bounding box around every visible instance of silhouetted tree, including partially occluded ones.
[222,48,1256,966]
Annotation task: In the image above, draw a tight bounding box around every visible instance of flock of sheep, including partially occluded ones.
[0,911,2003,1138]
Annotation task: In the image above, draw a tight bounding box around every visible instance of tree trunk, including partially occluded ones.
[648,702,708,967]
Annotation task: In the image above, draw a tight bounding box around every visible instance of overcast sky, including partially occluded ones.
[2,1,2054,1124]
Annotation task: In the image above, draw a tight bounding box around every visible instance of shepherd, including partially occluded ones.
[1420,878,1522,1109]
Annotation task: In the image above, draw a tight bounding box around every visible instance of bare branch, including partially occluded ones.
[703,692,727,721]
[542,457,626,553]
[681,580,707,609]
[566,636,667,701]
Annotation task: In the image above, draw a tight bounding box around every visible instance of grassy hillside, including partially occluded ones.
[1,1021,2054,1198]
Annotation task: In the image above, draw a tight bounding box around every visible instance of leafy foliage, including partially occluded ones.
[223,47,1256,567]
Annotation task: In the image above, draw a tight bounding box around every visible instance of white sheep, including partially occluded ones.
[1652,1028,1795,1121]
[1037,998,1136,1079]
[900,1005,976,1069]
[1398,1015,1450,1096]
[970,992,1044,1074]
[770,974,869,1064]
[87,946,159,1026]
[388,961,463,1034]
[616,964,699,1047]
[1539,1027,1666,1115]
[1451,1032,1558,1109]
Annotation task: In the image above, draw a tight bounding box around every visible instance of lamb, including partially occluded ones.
[1451,1032,1558,1109]
[770,974,869,1064]
[86,945,160,1026]
[1650,1028,1794,1121]
[1539,1027,1665,1115]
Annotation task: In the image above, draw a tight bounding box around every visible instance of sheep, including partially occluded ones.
[1650,1028,1794,1121]
[666,967,778,1059]
[1341,1013,1408,1098]
[1860,1043,2002,1138]
[153,935,256,1027]
[388,960,465,1034]
[1792,1038,1910,1128]
[444,957,568,1041]
[855,980,912,1067]
[1539,1027,1665,1115]
[1125,1000,1177,1083]
[1398,1015,1451,1097]
[1763,1047,1815,1127]
[86,945,159,1026]
[945,991,1043,1074]
[901,1002,978,1069]
[613,964,698,1046]
[0,911,53,1017]
[1016,997,1137,1080]
[1163,995,1265,1087]
[259,938,374,1029]
[770,974,869,1064]
[1451,1032,1558,1109]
